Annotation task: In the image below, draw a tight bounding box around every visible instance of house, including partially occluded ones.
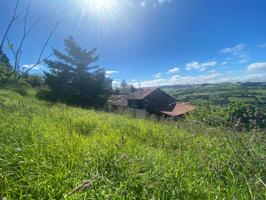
[108,87,195,119]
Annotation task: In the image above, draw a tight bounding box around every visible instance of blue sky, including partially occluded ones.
[1,0,266,87]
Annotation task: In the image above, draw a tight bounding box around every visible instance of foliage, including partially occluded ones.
[114,80,136,95]
[228,103,266,130]
[0,50,13,82]
[189,103,266,131]
[0,50,11,68]
[0,52,30,95]
[24,74,44,88]
[40,36,113,107]
[0,90,265,199]
[188,104,228,126]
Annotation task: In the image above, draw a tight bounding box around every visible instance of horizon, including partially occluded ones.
[1,0,266,87]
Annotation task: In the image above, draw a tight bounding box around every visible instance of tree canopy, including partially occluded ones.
[41,36,113,107]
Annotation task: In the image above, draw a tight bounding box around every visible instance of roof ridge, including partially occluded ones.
[128,87,159,100]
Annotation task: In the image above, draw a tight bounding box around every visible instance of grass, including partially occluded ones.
[0,90,265,199]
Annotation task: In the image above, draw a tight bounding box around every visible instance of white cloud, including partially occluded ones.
[169,73,223,85]
[125,71,266,88]
[168,67,180,74]
[22,64,41,70]
[247,62,266,72]
[257,43,266,48]
[129,78,165,88]
[112,79,121,88]
[140,1,146,7]
[106,70,119,78]
[219,43,250,64]
[140,0,171,8]
[158,0,171,4]
[154,73,162,78]
[128,73,223,87]
[22,64,46,74]
[220,43,247,55]
[186,61,217,71]
[106,70,119,75]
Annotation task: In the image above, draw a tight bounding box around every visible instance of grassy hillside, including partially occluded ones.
[0,90,265,199]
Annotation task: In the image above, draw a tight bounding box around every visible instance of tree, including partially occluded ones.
[42,36,113,107]
[118,80,136,95]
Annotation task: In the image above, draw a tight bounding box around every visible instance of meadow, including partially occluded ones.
[0,90,265,199]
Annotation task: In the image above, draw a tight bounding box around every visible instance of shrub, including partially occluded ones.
[228,103,266,131]
[189,103,266,131]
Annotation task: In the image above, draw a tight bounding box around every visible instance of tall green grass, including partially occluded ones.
[0,90,265,199]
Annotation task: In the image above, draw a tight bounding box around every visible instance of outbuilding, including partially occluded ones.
[108,87,195,118]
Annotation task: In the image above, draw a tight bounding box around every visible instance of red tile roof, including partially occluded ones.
[161,103,195,117]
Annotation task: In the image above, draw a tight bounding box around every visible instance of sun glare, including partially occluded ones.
[76,0,132,28]
[83,0,118,15]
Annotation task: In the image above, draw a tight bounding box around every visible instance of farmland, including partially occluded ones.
[163,82,266,107]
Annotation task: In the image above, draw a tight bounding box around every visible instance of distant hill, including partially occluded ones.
[161,82,266,107]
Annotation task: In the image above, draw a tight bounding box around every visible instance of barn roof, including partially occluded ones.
[108,95,128,107]
[161,103,195,117]
[128,87,158,100]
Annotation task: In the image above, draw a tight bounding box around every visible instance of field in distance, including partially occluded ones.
[162,82,266,107]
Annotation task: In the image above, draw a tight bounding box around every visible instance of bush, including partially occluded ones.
[188,104,228,126]
[228,103,266,130]
[189,103,266,131]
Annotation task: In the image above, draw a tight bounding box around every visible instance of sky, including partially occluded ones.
[0,0,266,87]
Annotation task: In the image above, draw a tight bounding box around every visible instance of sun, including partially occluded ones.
[83,0,118,15]
[91,0,116,11]
[76,0,130,25]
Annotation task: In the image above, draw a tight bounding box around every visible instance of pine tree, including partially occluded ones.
[43,36,113,107]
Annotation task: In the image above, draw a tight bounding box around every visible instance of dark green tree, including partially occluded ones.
[0,50,13,82]
[42,36,113,107]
